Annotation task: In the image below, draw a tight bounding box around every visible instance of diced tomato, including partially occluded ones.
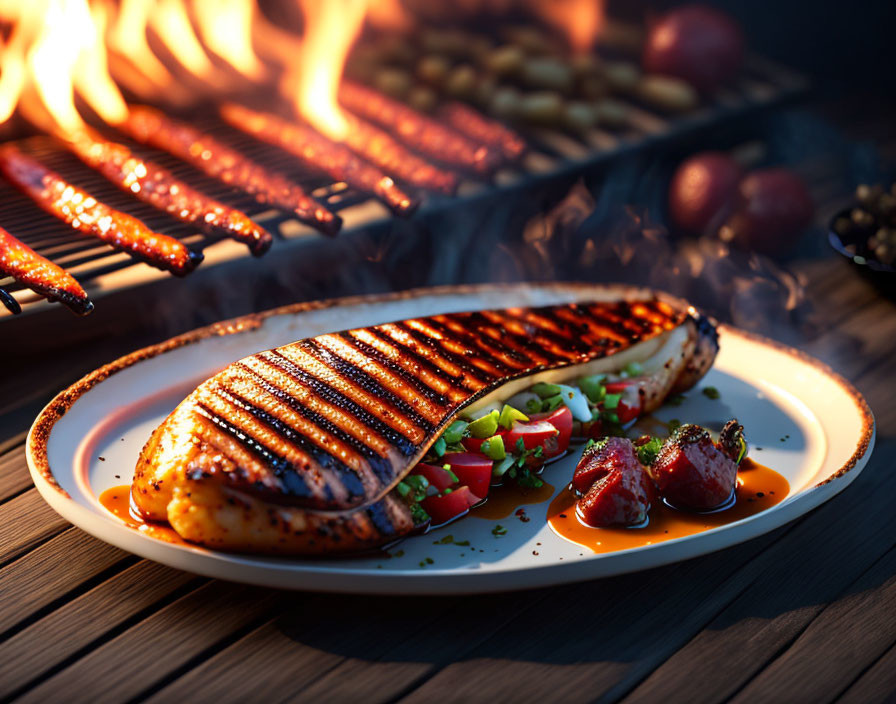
[461,435,498,454]
[440,452,493,499]
[421,486,480,526]
[411,463,456,493]
[502,419,558,453]
[531,406,573,456]
[604,380,643,424]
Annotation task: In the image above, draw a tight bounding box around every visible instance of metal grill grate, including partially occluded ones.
[0,53,807,317]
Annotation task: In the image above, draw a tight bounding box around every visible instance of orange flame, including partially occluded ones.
[0,0,127,136]
[530,0,606,54]
[289,0,370,141]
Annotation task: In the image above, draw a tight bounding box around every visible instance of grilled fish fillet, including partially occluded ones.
[133,296,717,554]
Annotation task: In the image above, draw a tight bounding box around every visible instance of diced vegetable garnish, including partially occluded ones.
[492,455,516,478]
[623,361,644,377]
[502,419,558,453]
[411,463,457,493]
[498,404,529,429]
[531,406,573,457]
[441,452,493,499]
[441,420,469,445]
[531,382,562,398]
[432,436,447,457]
[554,383,591,422]
[635,436,664,466]
[468,410,500,438]
[421,486,480,526]
[579,374,607,403]
[479,435,507,460]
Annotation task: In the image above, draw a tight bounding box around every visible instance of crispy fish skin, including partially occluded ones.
[133,298,716,554]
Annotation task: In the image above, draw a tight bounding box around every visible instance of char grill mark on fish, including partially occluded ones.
[135,299,687,516]
[254,352,420,455]
[121,105,343,237]
[219,104,419,216]
[338,81,503,175]
[67,132,273,255]
[0,145,202,276]
[0,226,92,314]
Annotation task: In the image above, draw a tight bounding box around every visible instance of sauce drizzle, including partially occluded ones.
[548,458,789,553]
[99,485,189,546]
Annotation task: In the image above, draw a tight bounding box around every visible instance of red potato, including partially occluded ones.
[725,168,814,256]
[575,437,656,527]
[668,152,743,235]
[649,424,737,510]
[643,5,745,93]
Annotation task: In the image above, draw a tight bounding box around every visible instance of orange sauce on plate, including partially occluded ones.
[471,479,556,520]
[548,458,789,553]
[99,485,189,546]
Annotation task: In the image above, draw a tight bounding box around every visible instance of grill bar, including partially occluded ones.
[0,36,807,318]
[220,103,419,216]
[119,106,343,237]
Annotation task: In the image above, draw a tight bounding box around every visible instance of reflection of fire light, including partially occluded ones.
[529,0,606,54]
[0,0,267,136]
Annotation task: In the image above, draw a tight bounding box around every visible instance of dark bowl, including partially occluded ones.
[828,206,896,293]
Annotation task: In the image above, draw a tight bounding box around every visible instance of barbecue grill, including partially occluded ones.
[0,15,807,354]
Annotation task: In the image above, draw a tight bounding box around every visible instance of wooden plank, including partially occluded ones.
[729,543,896,703]
[0,489,69,566]
[16,581,279,704]
[618,440,896,704]
[0,444,33,502]
[0,429,26,455]
[395,531,785,704]
[0,528,128,632]
[0,560,195,699]
[837,642,896,704]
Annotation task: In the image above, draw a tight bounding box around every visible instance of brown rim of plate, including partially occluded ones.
[27,282,874,497]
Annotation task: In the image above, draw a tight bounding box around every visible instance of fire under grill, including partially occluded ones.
[0,48,805,322]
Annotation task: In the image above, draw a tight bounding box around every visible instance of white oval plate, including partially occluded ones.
[27,284,875,594]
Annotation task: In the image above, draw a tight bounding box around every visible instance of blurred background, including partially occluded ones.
[0,0,893,436]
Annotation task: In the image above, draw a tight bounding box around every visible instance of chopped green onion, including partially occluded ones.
[480,436,507,460]
[397,482,411,497]
[624,361,644,377]
[433,437,447,457]
[492,455,515,477]
[702,386,721,400]
[491,524,507,536]
[668,418,682,431]
[498,404,529,429]
[440,466,460,483]
[468,410,500,438]
[541,393,565,412]
[603,393,622,410]
[636,437,664,466]
[517,468,544,489]
[666,393,686,407]
[531,382,562,399]
[441,420,468,445]
[603,412,620,424]
[404,475,429,491]
[579,374,607,403]
[525,397,543,413]
[410,504,430,524]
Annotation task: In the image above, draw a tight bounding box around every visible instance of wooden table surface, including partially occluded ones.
[1,251,894,704]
